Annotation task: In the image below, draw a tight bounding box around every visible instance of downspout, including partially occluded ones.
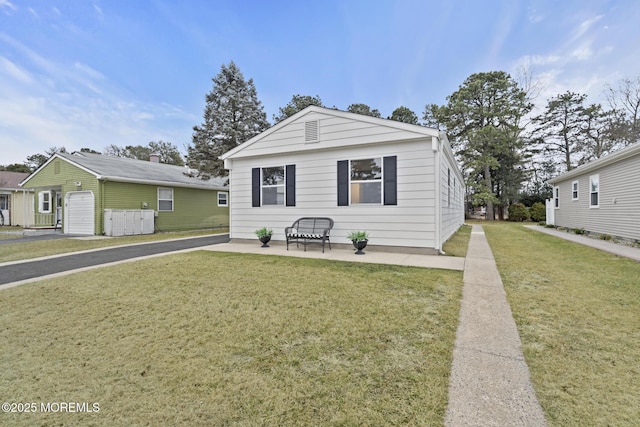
[100,179,105,235]
[223,158,232,240]
[432,136,445,255]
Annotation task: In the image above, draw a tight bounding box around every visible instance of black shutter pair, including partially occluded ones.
[251,165,296,207]
[337,156,397,206]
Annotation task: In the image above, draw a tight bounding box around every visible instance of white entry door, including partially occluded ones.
[64,191,95,235]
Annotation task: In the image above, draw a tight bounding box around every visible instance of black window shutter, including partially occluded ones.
[251,168,260,207]
[337,160,349,206]
[383,156,397,205]
[286,164,296,206]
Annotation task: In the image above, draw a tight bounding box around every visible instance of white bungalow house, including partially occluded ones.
[547,142,640,241]
[220,106,465,254]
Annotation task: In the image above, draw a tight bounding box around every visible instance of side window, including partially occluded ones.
[572,181,579,200]
[218,192,228,207]
[589,175,599,207]
[554,187,559,208]
[158,188,174,212]
[39,191,51,213]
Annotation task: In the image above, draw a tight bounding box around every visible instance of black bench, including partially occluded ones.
[285,217,334,253]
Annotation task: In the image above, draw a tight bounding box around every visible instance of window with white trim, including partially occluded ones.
[262,166,285,205]
[350,158,382,204]
[447,168,451,207]
[158,188,174,211]
[572,181,579,200]
[589,174,599,207]
[554,186,559,208]
[39,191,51,213]
[218,191,228,207]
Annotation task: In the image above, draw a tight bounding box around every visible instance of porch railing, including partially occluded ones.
[34,213,56,227]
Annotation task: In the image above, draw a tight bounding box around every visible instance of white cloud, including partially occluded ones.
[514,54,562,68]
[569,15,603,44]
[527,5,543,24]
[0,56,33,84]
[74,62,105,80]
[0,0,16,12]
[571,46,593,60]
[93,3,103,18]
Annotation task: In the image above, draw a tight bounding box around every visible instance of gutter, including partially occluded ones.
[96,175,227,191]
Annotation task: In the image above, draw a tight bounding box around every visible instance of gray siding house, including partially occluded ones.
[547,142,640,241]
[220,106,465,254]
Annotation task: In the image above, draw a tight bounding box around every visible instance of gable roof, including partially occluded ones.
[0,171,30,190]
[20,152,226,190]
[220,105,442,160]
[548,142,640,184]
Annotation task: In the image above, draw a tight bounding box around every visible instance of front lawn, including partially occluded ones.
[483,222,640,426]
[0,252,462,426]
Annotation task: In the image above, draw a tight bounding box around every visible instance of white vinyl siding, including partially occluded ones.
[226,140,440,249]
[222,108,464,251]
[551,146,640,241]
[440,146,465,244]
[228,111,440,160]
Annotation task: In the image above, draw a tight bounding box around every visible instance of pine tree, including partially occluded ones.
[187,61,269,179]
[273,94,323,123]
[433,71,532,220]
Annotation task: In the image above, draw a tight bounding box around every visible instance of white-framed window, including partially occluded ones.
[589,174,599,208]
[262,166,285,206]
[39,191,51,213]
[447,168,451,207]
[158,187,174,212]
[572,181,579,200]
[554,186,559,209]
[218,191,228,207]
[350,157,382,204]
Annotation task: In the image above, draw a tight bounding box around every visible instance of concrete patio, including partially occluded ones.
[201,241,466,271]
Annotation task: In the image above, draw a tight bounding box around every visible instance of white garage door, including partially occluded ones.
[64,191,95,235]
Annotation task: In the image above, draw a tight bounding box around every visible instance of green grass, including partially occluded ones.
[482,222,640,426]
[442,224,471,257]
[0,252,463,426]
[0,228,228,263]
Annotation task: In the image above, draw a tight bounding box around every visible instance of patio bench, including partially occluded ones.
[285,217,334,253]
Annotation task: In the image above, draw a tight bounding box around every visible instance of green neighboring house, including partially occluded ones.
[19,152,228,235]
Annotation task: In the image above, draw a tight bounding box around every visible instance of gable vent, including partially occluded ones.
[305,120,319,142]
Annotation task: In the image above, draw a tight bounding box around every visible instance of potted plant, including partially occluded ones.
[255,227,273,247]
[347,230,369,255]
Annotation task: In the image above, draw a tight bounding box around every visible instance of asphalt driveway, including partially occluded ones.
[0,234,230,286]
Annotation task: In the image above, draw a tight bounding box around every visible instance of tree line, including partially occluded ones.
[4,61,638,222]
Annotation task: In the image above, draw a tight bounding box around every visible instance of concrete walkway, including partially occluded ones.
[445,225,546,426]
[201,242,466,271]
[526,225,640,261]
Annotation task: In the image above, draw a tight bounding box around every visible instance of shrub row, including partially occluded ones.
[507,202,546,222]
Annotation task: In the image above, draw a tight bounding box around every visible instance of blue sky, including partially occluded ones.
[1,0,639,165]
